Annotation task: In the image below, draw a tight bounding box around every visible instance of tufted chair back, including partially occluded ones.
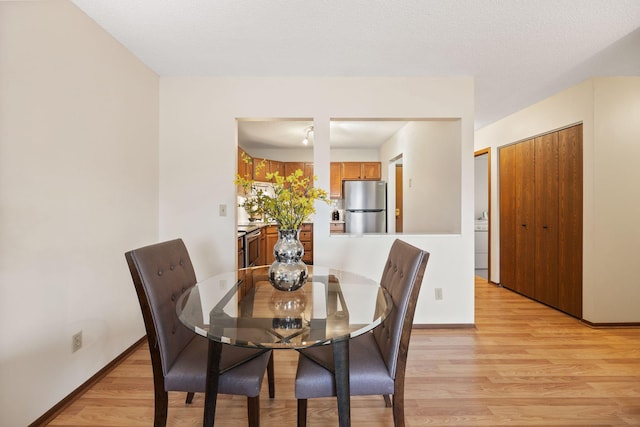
[373,239,430,379]
[125,239,199,379]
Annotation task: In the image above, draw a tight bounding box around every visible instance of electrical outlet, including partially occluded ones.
[72,331,82,353]
[219,204,227,217]
[435,288,443,300]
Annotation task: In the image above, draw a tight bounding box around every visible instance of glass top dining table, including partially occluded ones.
[176,265,392,349]
[175,264,392,427]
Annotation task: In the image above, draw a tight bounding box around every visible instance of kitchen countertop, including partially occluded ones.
[237,222,271,233]
[238,221,320,234]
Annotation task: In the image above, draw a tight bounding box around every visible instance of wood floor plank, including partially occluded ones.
[45,277,640,426]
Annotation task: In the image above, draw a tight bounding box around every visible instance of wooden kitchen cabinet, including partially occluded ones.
[257,228,267,266]
[238,236,244,270]
[341,162,381,180]
[269,160,284,180]
[361,162,381,179]
[303,162,314,181]
[265,225,278,265]
[300,223,313,264]
[284,162,314,181]
[341,162,362,180]
[499,124,582,318]
[330,162,342,198]
[330,223,345,233]
[252,157,268,181]
[237,148,253,180]
[237,148,254,195]
[243,153,314,185]
[252,158,284,182]
[284,162,304,178]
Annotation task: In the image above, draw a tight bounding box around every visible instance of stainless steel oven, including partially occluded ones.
[244,228,261,268]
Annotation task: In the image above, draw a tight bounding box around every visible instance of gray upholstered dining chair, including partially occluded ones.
[294,239,429,427]
[125,238,274,427]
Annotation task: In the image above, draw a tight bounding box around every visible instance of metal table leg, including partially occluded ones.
[203,340,222,427]
[332,336,351,427]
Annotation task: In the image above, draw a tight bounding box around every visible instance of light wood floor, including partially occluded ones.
[47,277,640,426]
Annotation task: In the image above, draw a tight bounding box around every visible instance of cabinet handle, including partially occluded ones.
[543,225,549,229]
[521,224,527,228]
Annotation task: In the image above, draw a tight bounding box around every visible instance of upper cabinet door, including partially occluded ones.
[362,162,381,180]
[252,157,268,181]
[330,162,342,199]
[303,162,314,182]
[269,160,284,182]
[237,148,252,179]
[284,162,304,178]
[341,162,362,180]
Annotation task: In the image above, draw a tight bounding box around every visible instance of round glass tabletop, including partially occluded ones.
[176,265,392,349]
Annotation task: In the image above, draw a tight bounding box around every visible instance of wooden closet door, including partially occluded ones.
[534,132,559,307]
[557,124,583,317]
[515,139,536,296]
[499,144,516,289]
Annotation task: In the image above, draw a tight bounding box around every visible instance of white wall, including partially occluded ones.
[589,77,640,323]
[159,77,476,326]
[0,2,159,425]
[381,120,462,234]
[245,147,315,162]
[331,148,380,162]
[474,154,489,219]
[475,77,640,323]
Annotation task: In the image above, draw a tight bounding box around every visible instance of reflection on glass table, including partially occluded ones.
[177,265,391,348]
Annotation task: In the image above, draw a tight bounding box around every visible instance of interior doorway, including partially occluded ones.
[386,155,403,234]
[395,163,403,232]
[474,148,491,280]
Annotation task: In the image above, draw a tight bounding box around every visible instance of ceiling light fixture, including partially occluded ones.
[302,125,314,145]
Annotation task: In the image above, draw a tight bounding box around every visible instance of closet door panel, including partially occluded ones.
[514,139,536,296]
[499,144,517,289]
[534,132,559,307]
[558,124,583,317]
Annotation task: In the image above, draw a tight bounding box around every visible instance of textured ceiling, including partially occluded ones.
[72,0,640,131]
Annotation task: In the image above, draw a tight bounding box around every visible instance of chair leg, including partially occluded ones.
[185,392,195,404]
[392,390,405,427]
[297,399,308,427]
[383,394,392,407]
[153,390,169,427]
[247,396,260,427]
[267,351,275,398]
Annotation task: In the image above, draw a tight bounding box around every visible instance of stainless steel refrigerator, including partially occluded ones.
[343,180,387,233]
